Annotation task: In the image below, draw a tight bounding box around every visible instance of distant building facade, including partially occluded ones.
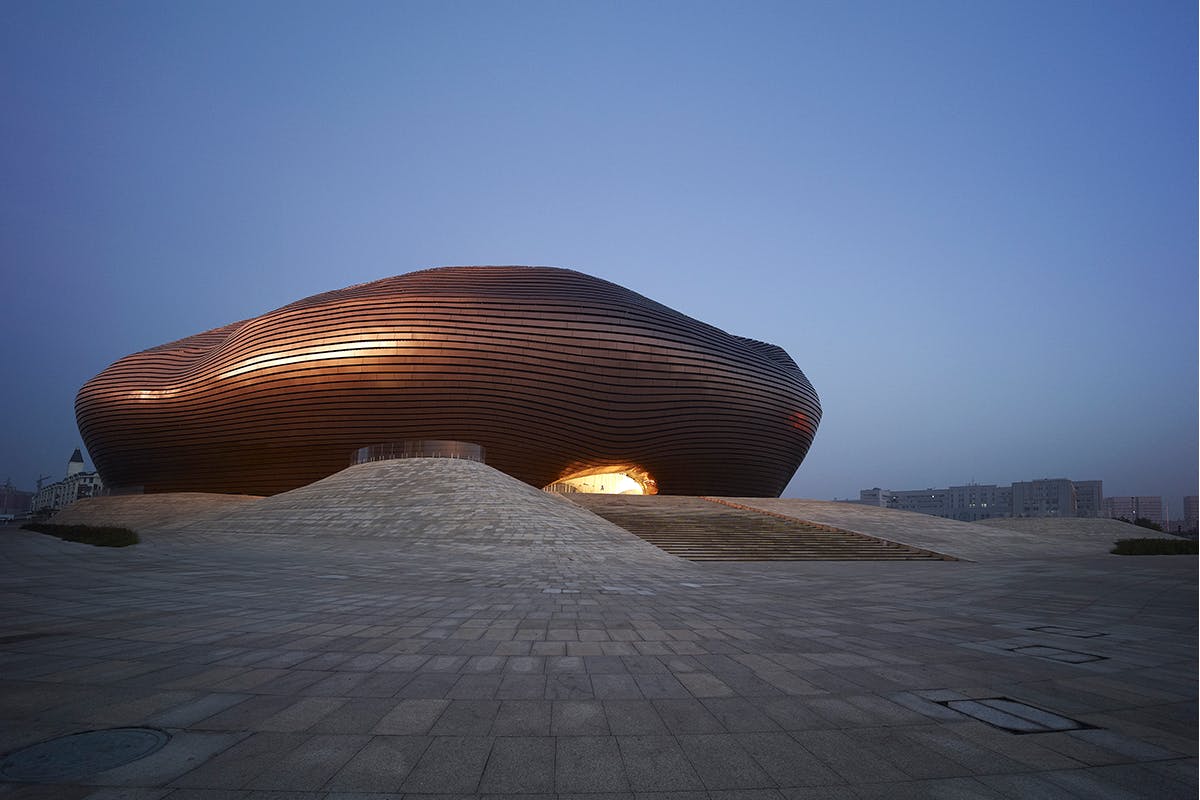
[0,480,33,519]
[1072,480,1104,518]
[1102,496,1164,527]
[944,484,1012,522]
[1184,496,1198,532]
[33,449,104,514]
[858,487,944,515]
[858,478,1100,521]
[1012,479,1075,518]
[858,484,1012,522]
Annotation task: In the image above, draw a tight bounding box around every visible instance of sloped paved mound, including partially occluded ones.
[723,499,1129,561]
[166,458,679,564]
[976,516,1167,547]
[49,492,262,532]
[569,495,952,561]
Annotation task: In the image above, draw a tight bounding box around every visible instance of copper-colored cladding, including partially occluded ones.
[76,266,821,497]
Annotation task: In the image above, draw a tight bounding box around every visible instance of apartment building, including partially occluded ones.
[859,478,1101,521]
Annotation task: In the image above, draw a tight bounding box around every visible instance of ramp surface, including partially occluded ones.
[568,494,953,561]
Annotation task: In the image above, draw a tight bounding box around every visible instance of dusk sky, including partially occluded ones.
[2,1,1196,513]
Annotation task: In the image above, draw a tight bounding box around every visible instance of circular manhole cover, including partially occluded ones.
[0,728,169,782]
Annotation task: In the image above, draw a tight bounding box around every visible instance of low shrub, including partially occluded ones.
[1111,538,1198,556]
[20,522,139,547]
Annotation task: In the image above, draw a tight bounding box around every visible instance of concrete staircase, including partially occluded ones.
[567,494,953,561]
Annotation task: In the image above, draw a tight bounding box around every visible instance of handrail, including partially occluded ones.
[351,441,485,465]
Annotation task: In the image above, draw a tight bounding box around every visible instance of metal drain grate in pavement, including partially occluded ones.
[941,698,1092,734]
[1028,625,1107,639]
[1009,644,1106,663]
[0,728,169,782]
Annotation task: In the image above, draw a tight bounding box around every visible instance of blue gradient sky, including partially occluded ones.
[2,1,1196,512]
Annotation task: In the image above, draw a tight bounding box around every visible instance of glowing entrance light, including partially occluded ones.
[544,466,657,495]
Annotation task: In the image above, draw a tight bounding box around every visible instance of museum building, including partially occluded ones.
[76,266,820,497]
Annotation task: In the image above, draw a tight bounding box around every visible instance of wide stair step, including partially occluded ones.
[568,495,954,561]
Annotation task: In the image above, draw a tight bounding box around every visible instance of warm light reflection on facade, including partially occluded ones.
[220,339,406,378]
[131,389,179,400]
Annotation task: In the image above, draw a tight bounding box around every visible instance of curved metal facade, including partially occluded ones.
[76,266,821,496]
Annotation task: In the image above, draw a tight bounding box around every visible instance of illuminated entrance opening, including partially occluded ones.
[544,466,657,495]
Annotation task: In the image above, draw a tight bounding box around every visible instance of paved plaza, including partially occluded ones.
[0,460,1196,799]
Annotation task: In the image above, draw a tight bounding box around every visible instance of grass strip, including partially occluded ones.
[1111,538,1198,556]
[20,522,139,547]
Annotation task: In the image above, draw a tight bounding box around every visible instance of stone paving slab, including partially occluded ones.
[0,472,1196,799]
